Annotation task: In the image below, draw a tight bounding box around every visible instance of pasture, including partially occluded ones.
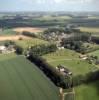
[43,49,94,75]
[0,55,60,100]
[75,80,99,100]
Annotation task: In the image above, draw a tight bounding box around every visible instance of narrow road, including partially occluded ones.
[59,88,75,100]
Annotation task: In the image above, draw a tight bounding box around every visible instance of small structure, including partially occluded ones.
[79,54,88,60]
[0,46,7,53]
[56,65,72,76]
[0,45,15,54]
[58,46,64,50]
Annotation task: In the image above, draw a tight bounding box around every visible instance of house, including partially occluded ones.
[56,65,72,76]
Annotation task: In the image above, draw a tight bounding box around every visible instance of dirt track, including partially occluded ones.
[0,35,31,41]
[13,27,45,33]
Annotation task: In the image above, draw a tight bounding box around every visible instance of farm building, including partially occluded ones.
[0,46,7,53]
[79,54,88,60]
[56,65,72,76]
[0,45,15,53]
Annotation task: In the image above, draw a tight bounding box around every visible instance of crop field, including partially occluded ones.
[43,49,94,76]
[15,38,48,49]
[0,29,17,35]
[75,80,99,100]
[13,27,45,34]
[36,15,72,21]
[0,55,60,100]
[0,35,32,41]
[78,27,99,33]
[0,53,17,61]
[88,16,99,19]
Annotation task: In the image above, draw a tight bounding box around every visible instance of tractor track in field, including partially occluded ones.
[47,58,81,63]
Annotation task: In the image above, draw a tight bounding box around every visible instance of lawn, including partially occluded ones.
[43,49,94,76]
[0,55,60,100]
[75,80,99,100]
[15,38,48,49]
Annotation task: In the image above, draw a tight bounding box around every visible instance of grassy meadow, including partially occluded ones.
[43,49,94,76]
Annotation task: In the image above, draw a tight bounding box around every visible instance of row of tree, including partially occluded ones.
[22,31,37,38]
[44,27,73,35]
[29,44,57,56]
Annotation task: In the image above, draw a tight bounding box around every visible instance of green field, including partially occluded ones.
[88,49,99,58]
[36,15,72,21]
[43,49,94,75]
[78,27,99,33]
[0,55,60,100]
[0,53,17,61]
[15,38,48,49]
[75,80,99,100]
[0,29,17,35]
[88,16,99,19]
